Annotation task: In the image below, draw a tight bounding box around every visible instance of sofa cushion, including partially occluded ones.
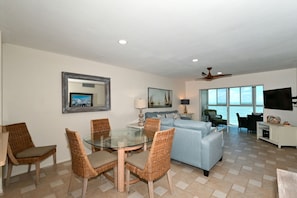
[173,119,211,137]
[160,118,174,126]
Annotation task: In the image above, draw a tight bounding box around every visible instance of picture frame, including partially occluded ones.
[62,72,111,113]
[70,93,93,107]
[148,87,172,108]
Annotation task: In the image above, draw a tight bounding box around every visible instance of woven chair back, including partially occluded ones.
[4,122,35,156]
[143,127,175,180]
[90,118,111,140]
[144,118,161,139]
[65,128,97,178]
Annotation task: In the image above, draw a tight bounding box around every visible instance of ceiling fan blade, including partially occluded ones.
[195,75,214,81]
[197,67,232,81]
[216,74,232,77]
[211,74,232,79]
[195,77,212,81]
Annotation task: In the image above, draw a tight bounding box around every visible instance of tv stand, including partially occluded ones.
[257,122,297,148]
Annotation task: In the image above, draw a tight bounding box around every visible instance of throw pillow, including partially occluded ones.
[166,113,181,119]
[156,114,166,119]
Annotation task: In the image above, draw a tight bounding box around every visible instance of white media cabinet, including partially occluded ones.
[257,122,297,148]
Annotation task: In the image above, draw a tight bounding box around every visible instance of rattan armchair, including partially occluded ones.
[65,128,117,198]
[125,128,175,198]
[4,122,56,185]
[90,118,111,152]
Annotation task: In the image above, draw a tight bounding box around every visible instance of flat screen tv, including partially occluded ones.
[263,87,293,111]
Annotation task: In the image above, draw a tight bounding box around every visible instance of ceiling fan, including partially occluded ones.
[197,67,232,81]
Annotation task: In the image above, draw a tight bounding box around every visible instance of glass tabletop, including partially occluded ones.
[84,128,152,149]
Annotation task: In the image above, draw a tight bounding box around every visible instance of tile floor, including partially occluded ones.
[1,126,297,198]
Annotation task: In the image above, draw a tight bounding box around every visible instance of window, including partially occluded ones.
[201,85,264,125]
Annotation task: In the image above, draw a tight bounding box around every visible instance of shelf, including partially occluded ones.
[257,122,297,149]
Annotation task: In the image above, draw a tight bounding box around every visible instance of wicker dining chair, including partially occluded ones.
[143,118,161,150]
[90,118,112,152]
[65,128,117,198]
[4,122,56,185]
[125,127,175,198]
[144,118,161,139]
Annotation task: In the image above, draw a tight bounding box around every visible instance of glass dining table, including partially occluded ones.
[84,127,152,192]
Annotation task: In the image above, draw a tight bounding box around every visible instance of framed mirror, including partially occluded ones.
[62,72,111,113]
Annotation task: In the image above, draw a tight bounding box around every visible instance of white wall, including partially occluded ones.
[2,44,185,176]
[186,68,297,125]
[0,31,3,195]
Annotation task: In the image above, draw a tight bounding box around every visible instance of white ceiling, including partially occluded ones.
[1,0,297,80]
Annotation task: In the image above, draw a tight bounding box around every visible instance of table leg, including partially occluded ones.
[117,147,125,192]
[117,144,145,192]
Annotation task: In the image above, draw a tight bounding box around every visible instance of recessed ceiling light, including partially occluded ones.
[192,58,198,62]
[118,39,127,45]
[217,71,223,75]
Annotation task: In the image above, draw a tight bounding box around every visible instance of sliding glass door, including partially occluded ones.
[201,85,264,125]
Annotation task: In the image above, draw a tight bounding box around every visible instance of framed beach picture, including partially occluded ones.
[69,93,93,107]
[148,87,172,108]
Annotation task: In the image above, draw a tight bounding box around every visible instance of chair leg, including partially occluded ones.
[167,170,174,194]
[114,166,117,189]
[6,163,13,185]
[28,164,32,173]
[35,162,40,185]
[126,168,130,192]
[148,181,154,198]
[53,152,57,165]
[68,173,74,195]
[82,178,88,198]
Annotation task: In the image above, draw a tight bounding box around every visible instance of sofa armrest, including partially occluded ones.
[162,125,204,168]
[201,131,223,171]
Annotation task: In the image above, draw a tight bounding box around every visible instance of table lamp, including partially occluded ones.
[181,99,190,114]
[134,98,147,126]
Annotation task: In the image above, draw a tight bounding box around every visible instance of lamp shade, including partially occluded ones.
[181,99,190,105]
[134,98,147,109]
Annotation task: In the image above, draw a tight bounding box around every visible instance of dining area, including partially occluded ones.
[66,118,175,198]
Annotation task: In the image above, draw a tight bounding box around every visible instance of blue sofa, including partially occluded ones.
[145,111,224,176]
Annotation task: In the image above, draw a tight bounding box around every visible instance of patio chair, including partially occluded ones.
[204,109,227,127]
[236,113,248,132]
